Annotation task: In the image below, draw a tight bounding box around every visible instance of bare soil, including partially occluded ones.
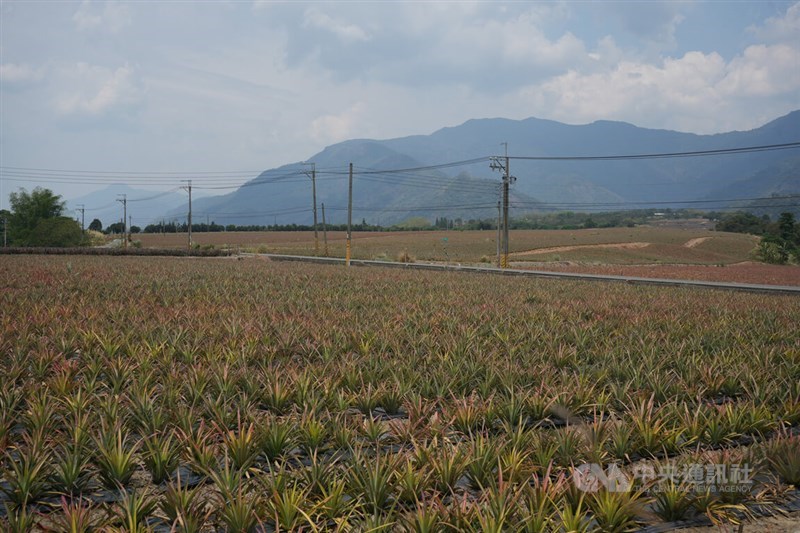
[511,242,651,256]
[685,237,711,248]
[679,511,800,532]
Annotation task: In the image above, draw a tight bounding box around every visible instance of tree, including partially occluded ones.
[0,209,9,246]
[106,222,125,234]
[757,212,799,265]
[778,212,796,243]
[26,217,84,247]
[7,187,84,247]
[759,239,790,264]
[715,212,769,235]
[88,218,103,232]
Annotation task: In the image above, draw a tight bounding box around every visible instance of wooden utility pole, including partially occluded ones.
[503,154,510,268]
[182,180,192,250]
[346,162,353,267]
[304,163,319,255]
[77,204,85,233]
[490,143,515,269]
[321,202,329,257]
[117,194,127,248]
[496,200,501,268]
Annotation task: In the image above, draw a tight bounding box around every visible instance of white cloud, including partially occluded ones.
[587,36,624,68]
[55,63,142,116]
[310,102,366,144]
[719,44,800,97]
[748,2,800,43]
[488,14,586,68]
[303,7,370,43]
[0,62,44,85]
[2,0,799,198]
[419,6,586,72]
[524,42,800,132]
[73,0,131,33]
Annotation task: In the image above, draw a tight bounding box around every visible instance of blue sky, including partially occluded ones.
[1,1,799,206]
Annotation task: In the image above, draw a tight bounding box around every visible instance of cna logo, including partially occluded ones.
[572,463,632,493]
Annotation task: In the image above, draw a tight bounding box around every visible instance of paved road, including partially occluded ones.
[254,254,800,296]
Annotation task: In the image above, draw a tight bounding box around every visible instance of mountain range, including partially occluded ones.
[164,111,800,226]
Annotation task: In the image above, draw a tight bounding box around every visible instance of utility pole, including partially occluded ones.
[129,216,133,237]
[490,143,515,268]
[181,180,192,250]
[321,202,329,257]
[346,162,353,267]
[496,200,501,268]
[116,194,127,248]
[77,204,85,233]
[303,162,320,255]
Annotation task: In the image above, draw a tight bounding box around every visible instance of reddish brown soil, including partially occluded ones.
[516,261,800,287]
[680,511,800,532]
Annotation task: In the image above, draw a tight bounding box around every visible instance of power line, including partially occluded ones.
[3,140,797,184]
[0,166,267,176]
[507,141,800,161]
[5,141,798,221]
[511,203,800,213]
[357,175,500,195]
[510,194,800,208]
[354,157,490,175]
[326,202,497,213]
[128,188,181,202]
[4,141,797,190]
[190,207,312,220]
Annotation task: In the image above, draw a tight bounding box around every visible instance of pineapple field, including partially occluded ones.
[1,254,799,532]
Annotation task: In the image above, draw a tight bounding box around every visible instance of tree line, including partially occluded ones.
[0,188,86,247]
[714,211,800,264]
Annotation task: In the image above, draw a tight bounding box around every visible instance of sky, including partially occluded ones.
[1,0,799,209]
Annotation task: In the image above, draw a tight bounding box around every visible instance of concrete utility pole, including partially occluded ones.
[346,162,353,267]
[490,143,515,269]
[116,194,127,248]
[77,204,85,233]
[496,200,501,268]
[181,180,192,250]
[303,162,319,255]
[321,202,329,257]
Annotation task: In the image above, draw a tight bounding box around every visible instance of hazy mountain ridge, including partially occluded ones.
[164,111,800,226]
[67,184,191,228]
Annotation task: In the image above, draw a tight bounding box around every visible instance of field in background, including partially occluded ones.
[1,255,799,531]
[131,226,800,286]
[138,226,759,264]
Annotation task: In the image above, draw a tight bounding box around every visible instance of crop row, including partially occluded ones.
[1,255,798,531]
